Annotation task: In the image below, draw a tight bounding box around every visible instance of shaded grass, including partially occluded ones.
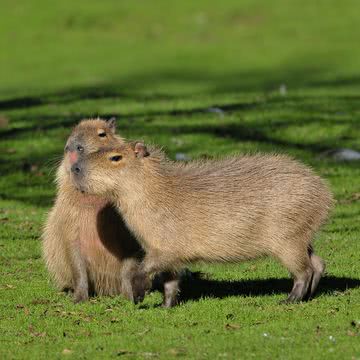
[1,0,360,359]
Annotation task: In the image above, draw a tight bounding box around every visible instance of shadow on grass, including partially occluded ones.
[1,92,359,141]
[1,64,359,150]
[178,274,360,303]
[1,67,360,205]
[0,66,317,110]
[1,63,360,113]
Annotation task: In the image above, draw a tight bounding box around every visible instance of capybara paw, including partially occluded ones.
[280,294,302,305]
[162,281,180,308]
[73,288,89,303]
[133,292,145,305]
[131,272,150,304]
[132,282,146,304]
[162,296,179,308]
[132,282,145,304]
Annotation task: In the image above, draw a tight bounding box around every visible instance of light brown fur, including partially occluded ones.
[72,142,333,303]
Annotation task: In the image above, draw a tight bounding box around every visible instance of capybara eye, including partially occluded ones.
[110,155,122,162]
[77,145,84,152]
[98,132,106,138]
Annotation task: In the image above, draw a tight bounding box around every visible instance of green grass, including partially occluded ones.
[1,0,360,358]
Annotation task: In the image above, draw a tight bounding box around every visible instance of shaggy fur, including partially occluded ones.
[71,142,334,303]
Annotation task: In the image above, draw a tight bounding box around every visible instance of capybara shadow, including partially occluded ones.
[178,273,360,303]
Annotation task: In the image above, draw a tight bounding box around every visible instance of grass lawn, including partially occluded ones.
[0,0,360,358]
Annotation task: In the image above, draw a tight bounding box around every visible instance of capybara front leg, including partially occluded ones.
[120,259,142,303]
[70,244,89,303]
[130,268,152,304]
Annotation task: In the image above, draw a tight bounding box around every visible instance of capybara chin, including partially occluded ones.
[71,142,333,304]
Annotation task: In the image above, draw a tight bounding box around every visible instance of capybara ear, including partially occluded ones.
[106,117,116,133]
[134,142,149,158]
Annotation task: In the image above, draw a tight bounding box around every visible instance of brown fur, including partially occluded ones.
[71,142,333,303]
[42,119,175,304]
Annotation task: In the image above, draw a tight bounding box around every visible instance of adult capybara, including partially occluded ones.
[70,142,333,304]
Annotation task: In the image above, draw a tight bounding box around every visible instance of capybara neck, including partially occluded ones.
[76,192,109,207]
[57,162,108,208]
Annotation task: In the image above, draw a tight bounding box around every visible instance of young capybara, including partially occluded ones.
[70,142,333,304]
[42,119,181,306]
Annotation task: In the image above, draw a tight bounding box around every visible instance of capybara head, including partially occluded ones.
[62,117,124,174]
[70,142,150,195]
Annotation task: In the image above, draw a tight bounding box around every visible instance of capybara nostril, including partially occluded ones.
[71,164,81,174]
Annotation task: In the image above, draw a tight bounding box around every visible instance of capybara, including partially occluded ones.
[42,119,181,306]
[70,142,333,304]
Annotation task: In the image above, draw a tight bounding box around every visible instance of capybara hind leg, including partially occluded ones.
[162,272,180,308]
[309,253,325,298]
[277,250,313,303]
[285,268,313,303]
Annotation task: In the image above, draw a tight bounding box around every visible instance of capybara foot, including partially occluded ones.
[131,271,151,304]
[162,278,180,308]
[282,268,313,303]
[73,287,89,303]
[162,295,179,308]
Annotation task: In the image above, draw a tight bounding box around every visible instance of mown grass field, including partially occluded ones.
[0,0,359,359]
